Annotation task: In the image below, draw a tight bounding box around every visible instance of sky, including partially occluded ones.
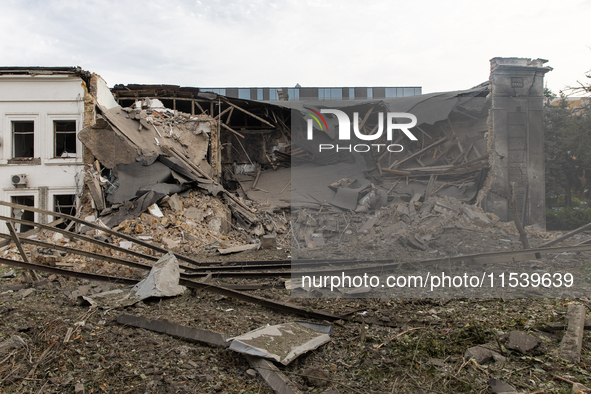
[1,0,590,95]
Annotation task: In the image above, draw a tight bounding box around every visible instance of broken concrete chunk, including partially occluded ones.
[502,331,540,354]
[0,335,26,354]
[331,188,359,211]
[558,304,586,363]
[573,383,591,394]
[405,234,427,251]
[148,203,163,218]
[261,235,277,249]
[131,252,186,299]
[119,241,133,250]
[218,244,258,255]
[183,207,205,221]
[396,204,410,216]
[464,346,507,364]
[74,382,85,394]
[207,204,231,234]
[305,233,325,249]
[229,322,332,366]
[161,194,183,211]
[302,366,330,388]
[462,206,491,226]
[162,237,180,251]
[488,378,518,394]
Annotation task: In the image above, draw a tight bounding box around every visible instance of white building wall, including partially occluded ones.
[0,74,87,232]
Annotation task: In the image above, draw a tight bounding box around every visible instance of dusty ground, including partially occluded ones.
[1,196,591,393]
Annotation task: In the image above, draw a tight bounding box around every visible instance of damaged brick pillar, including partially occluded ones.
[484,58,551,229]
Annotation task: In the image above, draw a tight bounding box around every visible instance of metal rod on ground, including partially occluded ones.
[0,256,340,321]
[6,221,39,282]
[0,201,207,267]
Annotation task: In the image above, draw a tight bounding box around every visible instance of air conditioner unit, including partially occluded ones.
[11,174,27,186]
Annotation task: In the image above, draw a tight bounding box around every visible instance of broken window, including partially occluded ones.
[12,121,34,158]
[54,120,77,158]
[11,195,34,233]
[54,194,76,229]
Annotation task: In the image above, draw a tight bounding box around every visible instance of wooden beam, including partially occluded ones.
[214,106,232,120]
[226,107,234,124]
[224,100,275,128]
[388,137,448,169]
[220,122,245,139]
[382,168,411,176]
[540,221,591,248]
[424,138,457,167]
[194,100,205,114]
[358,105,375,132]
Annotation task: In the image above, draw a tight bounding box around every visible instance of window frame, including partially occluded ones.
[12,120,35,159]
[53,120,77,158]
[44,114,82,164]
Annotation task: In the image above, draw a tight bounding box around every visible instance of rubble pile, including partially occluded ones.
[293,194,555,259]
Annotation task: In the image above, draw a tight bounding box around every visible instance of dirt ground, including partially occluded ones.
[2,198,591,393]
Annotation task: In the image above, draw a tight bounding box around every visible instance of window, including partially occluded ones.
[201,88,226,96]
[367,88,373,99]
[11,196,35,233]
[12,121,34,158]
[54,194,76,229]
[385,88,398,98]
[257,88,264,100]
[269,89,279,101]
[403,87,415,97]
[238,89,251,100]
[349,88,355,99]
[287,88,300,101]
[54,121,77,158]
[318,88,343,100]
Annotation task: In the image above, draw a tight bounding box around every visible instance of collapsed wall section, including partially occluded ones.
[483,58,551,228]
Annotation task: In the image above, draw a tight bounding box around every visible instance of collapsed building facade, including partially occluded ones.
[88,57,551,236]
[0,58,551,241]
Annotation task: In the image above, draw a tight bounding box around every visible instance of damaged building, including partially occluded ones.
[0,58,551,242]
[0,67,117,233]
[84,57,550,242]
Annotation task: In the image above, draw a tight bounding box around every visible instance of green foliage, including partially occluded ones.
[546,208,591,230]
[544,89,591,208]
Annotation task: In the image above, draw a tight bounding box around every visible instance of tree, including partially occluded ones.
[544,88,591,207]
